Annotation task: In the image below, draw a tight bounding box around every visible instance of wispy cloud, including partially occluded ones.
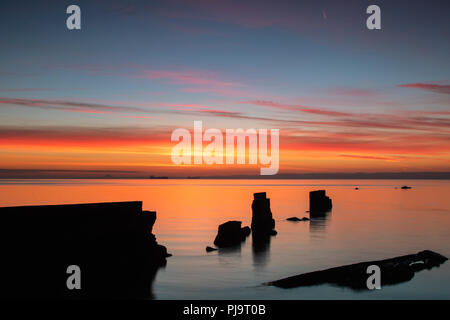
[328,87,379,97]
[0,126,169,147]
[339,154,397,161]
[281,130,450,155]
[0,96,279,123]
[0,97,154,115]
[398,82,450,94]
[0,88,55,92]
[141,69,247,97]
[239,100,353,116]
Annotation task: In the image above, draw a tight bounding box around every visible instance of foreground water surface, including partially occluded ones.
[1,179,449,299]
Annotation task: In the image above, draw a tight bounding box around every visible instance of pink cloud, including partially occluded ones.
[144,70,238,87]
[121,115,158,119]
[328,87,379,97]
[0,97,153,115]
[398,82,450,94]
[141,69,248,97]
[239,100,353,117]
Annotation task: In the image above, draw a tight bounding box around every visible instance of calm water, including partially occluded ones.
[1,179,450,299]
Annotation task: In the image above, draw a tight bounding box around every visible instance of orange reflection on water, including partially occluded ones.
[1,179,450,249]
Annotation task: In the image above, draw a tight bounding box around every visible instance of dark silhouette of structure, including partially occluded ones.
[251,192,276,237]
[309,190,332,216]
[213,221,250,248]
[0,201,169,299]
[268,250,447,290]
[287,216,309,222]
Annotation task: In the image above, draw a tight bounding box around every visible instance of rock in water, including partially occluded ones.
[309,190,332,215]
[0,201,169,299]
[206,246,218,252]
[241,226,251,237]
[251,192,276,238]
[287,216,310,222]
[213,221,250,247]
[267,250,448,290]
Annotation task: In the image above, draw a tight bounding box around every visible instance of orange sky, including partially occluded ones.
[1,121,449,177]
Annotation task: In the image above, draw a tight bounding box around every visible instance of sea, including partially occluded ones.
[1,179,449,299]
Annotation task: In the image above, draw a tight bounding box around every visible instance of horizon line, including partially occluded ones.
[1,170,450,180]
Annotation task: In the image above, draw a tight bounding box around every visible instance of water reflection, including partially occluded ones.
[252,233,271,269]
[309,210,332,240]
[217,240,243,264]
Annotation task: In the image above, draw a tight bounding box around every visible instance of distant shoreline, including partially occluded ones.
[1,170,450,180]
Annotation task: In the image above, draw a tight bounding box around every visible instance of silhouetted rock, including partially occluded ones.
[355,187,359,190]
[251,192,276,239]
[241,226,251,237]
[206,246,218,252]
[0,201,169,299]
[309,190,332,215]
[213,221,250,248]
[287,216,310,222]
[267,250,447,290]
[401,186,412,189]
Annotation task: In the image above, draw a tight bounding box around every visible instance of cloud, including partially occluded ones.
[0,126,169,148]
[2,95,449,134]
[0,97,154,115]
[0,125,441,159]
[398,82,450,94]
[339,154,396,161]
[0,88,54,92]
[141,69,247,97]
[281,130,450,155]
[121,115,158,119]
[239,100,353,116]
[52,64,252,98]
[328,87,379,97]
[167,103,288,122]
[0,96,294,122]
[238,99,450,133]
[144,70,238,87]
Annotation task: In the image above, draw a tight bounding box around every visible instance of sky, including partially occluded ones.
[0,0,449,177]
